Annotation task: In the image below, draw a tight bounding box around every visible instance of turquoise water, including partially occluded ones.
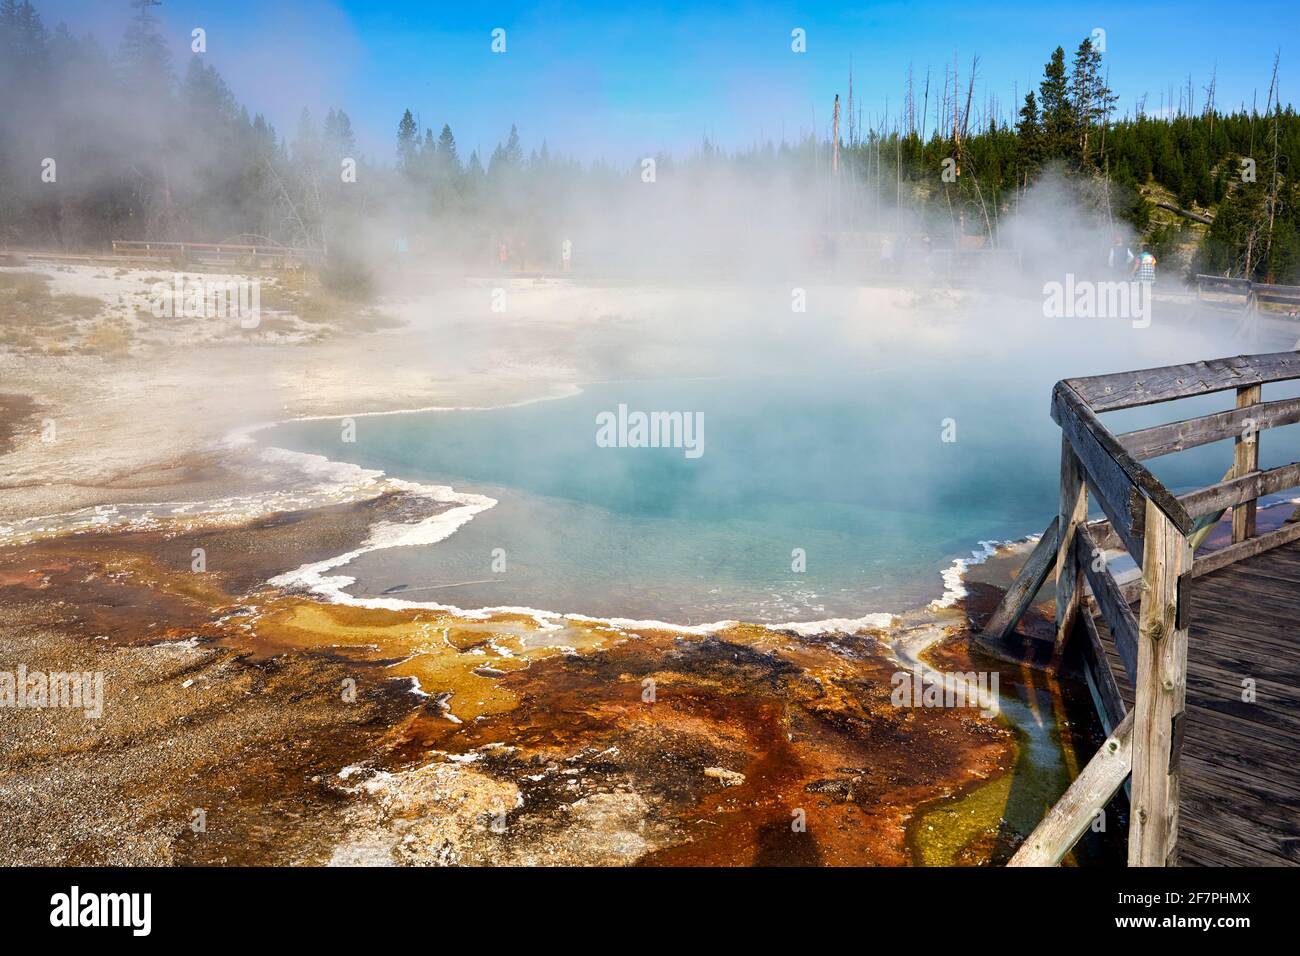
[265,314,1300,625]
[273,373,1057,620]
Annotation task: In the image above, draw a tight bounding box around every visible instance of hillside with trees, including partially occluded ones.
[1,0,1296,282]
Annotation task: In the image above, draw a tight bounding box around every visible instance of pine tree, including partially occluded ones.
[294,108,321,168]
[118,0,170,96]
[1039,46,1072,160]
[437,124,461,172]
[322,109,356,158]
[182,57,236,121]
[2,6,1300,283]
[336,111,356,154]
[1,1,24,90]
[503,124,524,166]
[1070,37,1116,164]
[396,109,418,173]
[2,1,49,88]
[1015,91,1042,187]
[322,108,339,150]
[419,127,436,182]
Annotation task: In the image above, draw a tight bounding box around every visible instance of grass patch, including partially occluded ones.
[260,271,401,334]
[81,320,134,356]
[319,253,376,301]
[0,271,104,353]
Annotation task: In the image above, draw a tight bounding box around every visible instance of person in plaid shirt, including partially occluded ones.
[1132,245,1157,283]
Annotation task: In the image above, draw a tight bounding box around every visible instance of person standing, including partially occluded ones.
[1108,235,1133,275]
[1133,245,1157,284]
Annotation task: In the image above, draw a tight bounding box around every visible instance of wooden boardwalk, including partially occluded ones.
[1094,538,1300,866]
[981,350,1300,867]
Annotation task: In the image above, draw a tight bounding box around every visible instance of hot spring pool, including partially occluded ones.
[264,303,1300,626]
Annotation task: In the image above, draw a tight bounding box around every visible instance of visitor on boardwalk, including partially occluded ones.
[1108,235,1133,275]
[1133,245,1157,284]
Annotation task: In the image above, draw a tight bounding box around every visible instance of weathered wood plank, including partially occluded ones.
[1178,460,1300,518]
[1190,516,1300,577]
[1233,385,1262,542]
[1056,440,1087,652]
[1222,544,1300,584]
[1080,605,1127,733]
[1195,274,1253,292]
[1178,808,1300,866]
[1064,350,1300,413]
[1008,712,1134,867]
[1180,704,1300,793]
[1055,396,1149,552]
[1128,506,1192,866]
[1184,689,1300,744]
[1026,358,1300,868]
[1083,473,1145,563]
[1152,545,1300,864]
[1195,561,1300,613]
[1181,759,1300,862]
[1188,618,1300,689]
[1085,514,1124,553]
[1181,621,1300,703]
[1024,474,1300,868]
[1118,396,1300,461]
[1215,558,1300,592]
[1185,761,1300,819]
[1095,611,1136,706]
[980,517,1059,642]
[1117,574,1144,605]
[1076,524,1138,688]
[1182,782,1300,843]
[1255,284,1300,304]
[1052,383,1193,535]
[1188,600,1300,661]
[1178,820,1296,867]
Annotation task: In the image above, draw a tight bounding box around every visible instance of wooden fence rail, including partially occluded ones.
[981,349,1300,866]
[110,239,322,263]
[1195,274,1300,314]
[1008,713,1134,866]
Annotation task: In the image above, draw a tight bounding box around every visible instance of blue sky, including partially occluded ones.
[38,1,1295,163]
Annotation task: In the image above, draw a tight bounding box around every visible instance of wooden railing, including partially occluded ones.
[110,240,321,263]
[1195,273,1300,313]
[982,350,1300,866]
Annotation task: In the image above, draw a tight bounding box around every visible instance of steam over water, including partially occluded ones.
[266,288,1300,626]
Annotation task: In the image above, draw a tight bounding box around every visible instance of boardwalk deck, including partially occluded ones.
[992,350,1300,867]
[1094,538,1300,866]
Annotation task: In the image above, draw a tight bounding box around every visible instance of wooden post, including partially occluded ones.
[981,517,1059,644]
[1055,437,1088,653]
[1232,384,1261,542]
[1128,505,1192,866]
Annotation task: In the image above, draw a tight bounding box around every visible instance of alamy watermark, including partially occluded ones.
[595,404,704,459]
[150,276,261,328]
[891,665,999,717]
[0,666,103,719]
[50,886,150,936]
[1043,274,1151,328]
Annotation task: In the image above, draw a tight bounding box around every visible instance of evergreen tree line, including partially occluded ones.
[2,1,1297,282]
